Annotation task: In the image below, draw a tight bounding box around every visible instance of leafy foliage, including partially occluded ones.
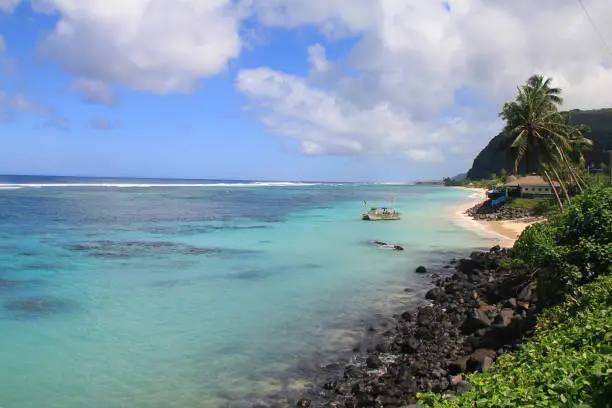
[506,197,558,216]
[418,275,612,408]
[466,108,612,180]
[419,186,612,407]
[512,186,612,306]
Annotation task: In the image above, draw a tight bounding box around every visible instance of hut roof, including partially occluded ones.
[504,175,560,187]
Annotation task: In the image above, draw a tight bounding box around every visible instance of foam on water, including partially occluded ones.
[0,182,322,189]
[0,182,494,408]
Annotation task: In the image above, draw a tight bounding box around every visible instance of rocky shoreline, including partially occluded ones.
[465,200,542,222]
[294,246,539,407]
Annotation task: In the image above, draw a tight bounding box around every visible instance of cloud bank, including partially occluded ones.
[2,0,612,162]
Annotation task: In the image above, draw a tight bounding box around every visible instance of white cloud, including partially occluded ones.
[235,0,612,162]
[4,0,612,165]
[236,67,467,162]
[10,94,52,114]
[35,0,242,93]
[69,78,118,106]
[0,0,20,12]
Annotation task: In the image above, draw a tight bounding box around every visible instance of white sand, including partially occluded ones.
[450,187,539,247]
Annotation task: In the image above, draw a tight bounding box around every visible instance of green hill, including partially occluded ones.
[466,108,612,179]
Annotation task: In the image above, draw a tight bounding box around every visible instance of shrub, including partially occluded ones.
[507,197,558,216]
[512,221,559,268]
[512,186,612,306]
[418,275,612,408]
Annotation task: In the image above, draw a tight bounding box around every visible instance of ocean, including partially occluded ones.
[0,176,495,408]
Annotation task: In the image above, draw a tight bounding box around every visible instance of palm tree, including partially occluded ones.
[499,75,591,209]
[499,83,571,174]
[526,74,563,106]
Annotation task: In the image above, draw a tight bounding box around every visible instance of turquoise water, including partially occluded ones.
[0,181,493,407]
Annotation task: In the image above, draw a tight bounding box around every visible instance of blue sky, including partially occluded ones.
[0,1,610,181]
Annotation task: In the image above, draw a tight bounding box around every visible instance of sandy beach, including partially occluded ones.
[452,187,539,247]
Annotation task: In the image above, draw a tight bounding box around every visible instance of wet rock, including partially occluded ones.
[323,381,339,391]
[400,311,413,321]
[294,247,541,407]
[344,365,365,379]
[375,341,392,353]
[296,399,311,407]
[503,298,517,309]
[400,336,420,353]
[425,287,446,301]
[393,245,404,251]
[415,266,427,274]
[493,308,515,327]
[366,355,382,369]
[461,308,491,334]
[456,258,482,273]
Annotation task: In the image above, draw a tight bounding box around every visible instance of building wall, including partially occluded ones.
[520,186,555,197]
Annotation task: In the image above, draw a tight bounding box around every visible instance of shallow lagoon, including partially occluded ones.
[0,182,492,407]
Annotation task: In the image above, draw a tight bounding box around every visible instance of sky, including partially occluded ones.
[1,0,612,182]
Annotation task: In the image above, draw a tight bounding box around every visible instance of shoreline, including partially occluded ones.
[287,187,541,406]
[242,187,541,407]
[295,247,538,407]
[451,187,536,246]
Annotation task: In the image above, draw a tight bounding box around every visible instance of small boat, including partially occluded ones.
[362,207,401,221]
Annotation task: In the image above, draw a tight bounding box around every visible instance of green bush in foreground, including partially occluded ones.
[512,186,612,307]
[506,197,559,216]
[418,275,612,408]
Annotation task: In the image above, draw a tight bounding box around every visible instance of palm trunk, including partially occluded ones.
[553,143,585,193]
[543,169,564,211]
[559,153,584,193]
[551,166,571,204]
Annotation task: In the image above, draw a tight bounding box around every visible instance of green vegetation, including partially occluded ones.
[418,186,612,407]
[498,75,592,210]
[418,275,612,407]
[506,197,558,216]
[466,109,612,181]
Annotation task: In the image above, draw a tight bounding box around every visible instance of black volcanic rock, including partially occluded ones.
[294,249,540,407]
[415,265,427,273]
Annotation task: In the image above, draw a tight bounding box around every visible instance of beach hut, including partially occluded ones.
[503,174,560,198]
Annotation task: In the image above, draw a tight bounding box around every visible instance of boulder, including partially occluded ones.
[415,265,427,274]
[448,357,468,375]
[450,375,463,386]
[461,308,492,334]
[296,399,311,407]
[425,287,446,301]
[456,381,472,394]
[366,355,383,369]
[466,349,496,372]
[400,336,420,353]
[400,311,413,321]
[393,245,404,251]
[456,258,483,273]
[344,365,365,378]
[493,308,515,327]
[503,297,517,309]
[518,282,537,303]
